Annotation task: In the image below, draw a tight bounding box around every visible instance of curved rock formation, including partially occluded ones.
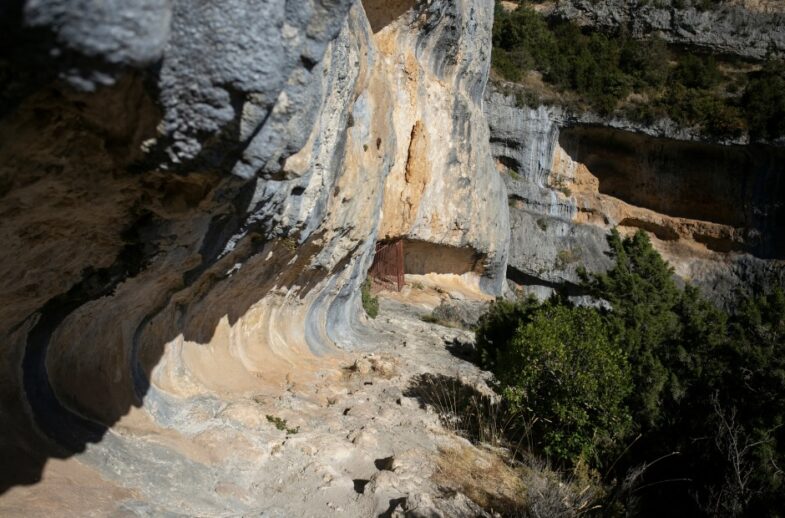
[0,0,508,512]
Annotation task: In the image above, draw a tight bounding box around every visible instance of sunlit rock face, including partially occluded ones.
[485,87,785,304]
[0,0,508,513]
[369,0,509,295]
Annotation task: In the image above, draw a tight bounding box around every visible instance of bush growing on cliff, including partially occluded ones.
[476,229,785,515]
[587,231,785,514]
[620,36,671,89]
[742,60,785,141]
[480,300,632,464]
[361,279,379,319]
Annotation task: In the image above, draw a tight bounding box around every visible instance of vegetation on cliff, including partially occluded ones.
[491,2,785,141]
[476,230,785,515]
[361,279,379,319]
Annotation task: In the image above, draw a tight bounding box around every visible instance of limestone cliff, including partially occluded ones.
[485,85,785,303]
[0,1,508,514]
[553,0,785,60]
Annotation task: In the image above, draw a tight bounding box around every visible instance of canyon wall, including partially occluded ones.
[3,0,782,513]
[553,0,785,60]
[485,86,785,303]
[0,0,508,512]
[488,1,785,303]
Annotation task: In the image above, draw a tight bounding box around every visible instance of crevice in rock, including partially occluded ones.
[353,479,370,494]
[496,155,522,173]
[374,456,394,471]
[378,497,408,518]
[618,218,680,241]
[693,232,748,254]
[506,265,588,297]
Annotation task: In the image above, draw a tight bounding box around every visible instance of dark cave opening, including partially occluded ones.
[361,0,416,33]
[559,126,785,259]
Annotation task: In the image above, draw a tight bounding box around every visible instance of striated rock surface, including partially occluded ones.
[553,0,785,60]
[485,85,785,303]
[0,0,508,514]
[372,0,509,294]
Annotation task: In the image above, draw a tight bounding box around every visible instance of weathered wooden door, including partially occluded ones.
[369,239,404,291]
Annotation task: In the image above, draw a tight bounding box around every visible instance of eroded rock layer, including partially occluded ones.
[0,0,508,512]
[553,0,785,60]
[485,86,785,303]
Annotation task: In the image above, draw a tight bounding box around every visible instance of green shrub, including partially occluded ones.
[581,230,684,428]
[743,60,785,140]
[477,229,785,514]
[620,36,670,89]
[581,231,785,514]
[266,414,299,434]
[361,279,379,319]
[491,49,523,82]
[476,297,541,372]
[671,54,721,90]
[491,301,632,464]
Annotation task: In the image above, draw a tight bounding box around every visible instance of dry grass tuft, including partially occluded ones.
[434,444,527,515]
[409,374,605,517]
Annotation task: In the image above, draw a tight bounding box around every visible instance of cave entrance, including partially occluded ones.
[403,240,487,276]
[369,239,487,291]
[559,126,754,227]
[361,0,416,33]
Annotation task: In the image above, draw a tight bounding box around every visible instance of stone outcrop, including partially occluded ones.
[553,0,785,60]
[0,0,508,512]
[485,85,785,303]
[372,0,509,293]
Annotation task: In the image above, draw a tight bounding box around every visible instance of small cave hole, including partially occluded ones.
[300,54,317,71]
[353,479,370,494]
[497,155,522,173]
[618,218,679,241]
[374,456,394,471]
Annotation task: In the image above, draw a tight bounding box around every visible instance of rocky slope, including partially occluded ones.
[553,0,785,60]
[0,0,508,513]
[2,291,508,517]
